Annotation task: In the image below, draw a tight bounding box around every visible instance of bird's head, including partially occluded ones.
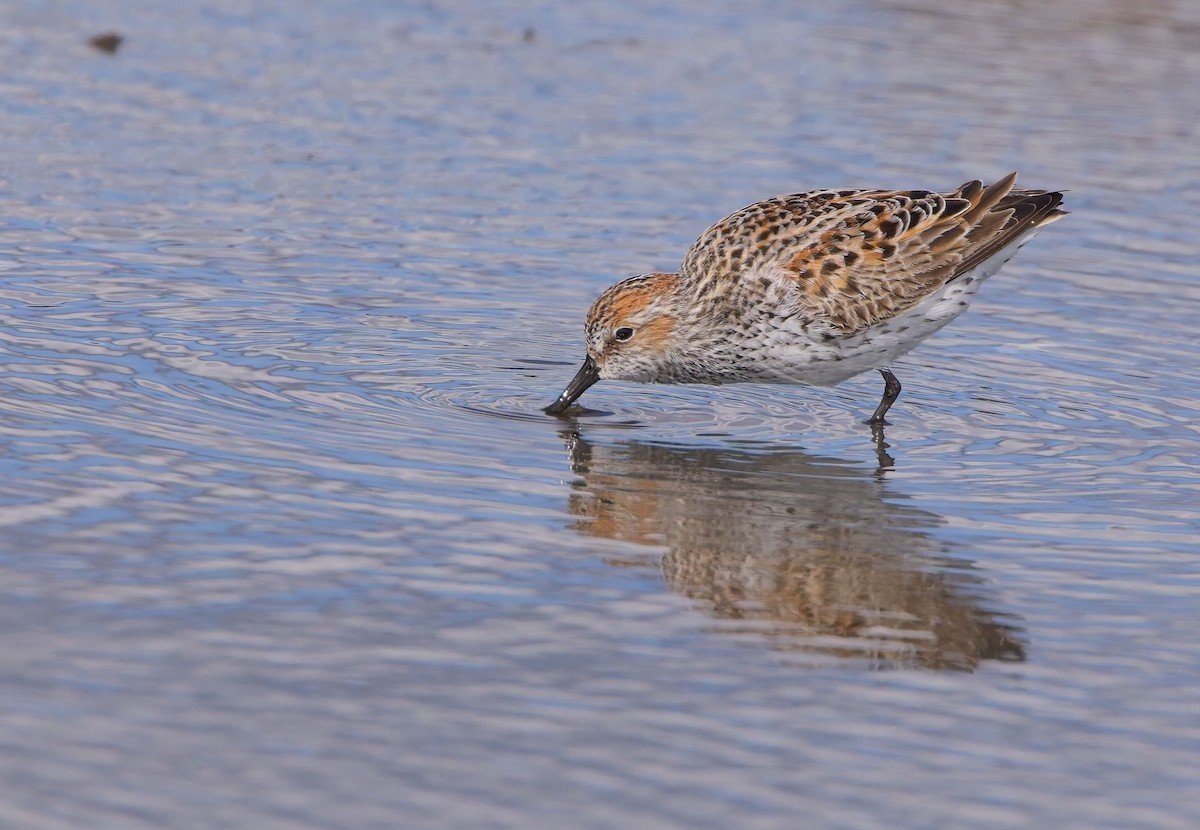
[544,273,681,415]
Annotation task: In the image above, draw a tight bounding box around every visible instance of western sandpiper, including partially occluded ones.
[545,172,1065,424]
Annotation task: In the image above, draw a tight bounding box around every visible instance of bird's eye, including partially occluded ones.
[613,327,635,342]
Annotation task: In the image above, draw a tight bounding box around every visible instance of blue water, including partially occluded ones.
[1,1,1198,827]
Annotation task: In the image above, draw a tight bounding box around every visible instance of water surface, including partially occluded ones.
[1,0,1198,827]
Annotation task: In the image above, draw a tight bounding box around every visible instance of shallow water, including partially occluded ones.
[1,0,1199,827]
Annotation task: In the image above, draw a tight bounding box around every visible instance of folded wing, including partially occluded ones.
[681,172,1066,336]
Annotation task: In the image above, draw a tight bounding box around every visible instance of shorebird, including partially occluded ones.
[545,172,1065,424]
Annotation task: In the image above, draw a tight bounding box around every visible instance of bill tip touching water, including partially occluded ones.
[545,172,1066,423]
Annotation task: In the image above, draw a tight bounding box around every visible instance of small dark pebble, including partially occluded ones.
[88,32,123,54]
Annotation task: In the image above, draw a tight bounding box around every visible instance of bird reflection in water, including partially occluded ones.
[562,431,1024,671]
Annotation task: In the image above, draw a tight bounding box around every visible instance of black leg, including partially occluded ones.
[868,368,902,425]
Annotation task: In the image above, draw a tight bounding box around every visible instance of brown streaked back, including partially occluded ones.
[680,173,1066,335]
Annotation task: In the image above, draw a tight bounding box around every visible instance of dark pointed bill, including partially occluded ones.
[544,356,599,415]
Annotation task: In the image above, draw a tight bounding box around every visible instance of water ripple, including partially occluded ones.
[1,0,1199,827]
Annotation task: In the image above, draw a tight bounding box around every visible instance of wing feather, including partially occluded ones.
[680,173,1066,335]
